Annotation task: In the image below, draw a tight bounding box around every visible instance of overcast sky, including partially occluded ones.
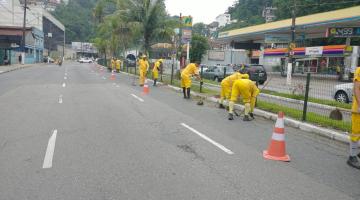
[165,0,236,24]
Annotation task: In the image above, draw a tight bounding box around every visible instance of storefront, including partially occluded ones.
[262,45,357,76]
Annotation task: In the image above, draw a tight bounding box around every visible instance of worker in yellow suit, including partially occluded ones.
[181,61,201,99]
[348,66,360,169]
[152,59,163,86]
[228,79,260,121]
[219,71,249,109]
[138,55,149,86]
[115,58,121,73]
[110,57,116,72]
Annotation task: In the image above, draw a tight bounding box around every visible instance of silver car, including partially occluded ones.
[333,83,353,103]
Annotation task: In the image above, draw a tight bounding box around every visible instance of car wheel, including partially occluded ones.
[214,76,219,82]
[258,80,265,85]
[335,91,349,103]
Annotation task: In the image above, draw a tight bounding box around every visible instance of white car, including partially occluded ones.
[79,57,93,63]
[333,83,353,103]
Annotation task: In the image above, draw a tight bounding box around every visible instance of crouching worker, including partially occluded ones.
[153,59,163,86]
[181,61,201,99]
[228,79,260,121]
[219,71,249,109]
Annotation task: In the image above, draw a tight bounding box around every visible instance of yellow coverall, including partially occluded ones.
[111,59,116,71]
[220,72,249,105]
[181,63,199,89]
[153,60,162,80]
[351,67,360,142]
[139,59,149,86]
[229,79,260,116]
[115,59,121,72]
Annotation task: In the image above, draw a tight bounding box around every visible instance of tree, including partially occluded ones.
[192,23,209,37]
[190,34,210,63]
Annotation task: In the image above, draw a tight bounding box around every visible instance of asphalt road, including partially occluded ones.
[0,61,359,200]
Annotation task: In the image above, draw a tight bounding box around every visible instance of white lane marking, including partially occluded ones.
[0,71,4,74]
[62,83,66,87]
[116,85,120,88]
[131,94,144,102]
[43,130,58,169]
[64,77,67,80]
[113,83,116,86]
[180,123,234,155]
[102,76,106,80]
[58,95,63,104]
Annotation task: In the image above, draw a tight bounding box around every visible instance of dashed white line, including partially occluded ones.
[180,123,234,155]
[131,94,144,102]
[62,83,66,87]
[58,95,63,104]
[43,130,58,169]
[64,77,67,80]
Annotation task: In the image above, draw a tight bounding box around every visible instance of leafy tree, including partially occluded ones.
[192,23,209,37]
[190,34,210,63]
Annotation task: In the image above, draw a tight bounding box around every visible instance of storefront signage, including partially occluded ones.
[327,27,360,38]
[265,34,290,43]
[181,28,192,44]
[208,51,225,61]
[182,16,193,27]
[305,46,323,56]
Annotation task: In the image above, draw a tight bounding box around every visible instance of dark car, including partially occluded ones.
[240,64,267,85]
[125,54,136,67]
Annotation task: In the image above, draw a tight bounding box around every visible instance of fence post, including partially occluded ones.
[302,73,311,121]
[200,65,204,93]
[171,62,174,85]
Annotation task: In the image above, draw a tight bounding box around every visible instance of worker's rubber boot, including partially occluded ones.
[228,113,234,120]
[183,88,187,99]
[153,79,157,86]
[219,104,225,109]
[243,115,251,121]
[249,113,255,119]
[186,88,191,99]
[347,156,360,169]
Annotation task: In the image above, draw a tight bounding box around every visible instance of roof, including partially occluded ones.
[218,6,360,40]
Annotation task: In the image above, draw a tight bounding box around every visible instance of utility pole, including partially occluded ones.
[287,1,296,85]
[21,0,28,64]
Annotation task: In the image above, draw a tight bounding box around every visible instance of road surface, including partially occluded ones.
[0,61,359,200]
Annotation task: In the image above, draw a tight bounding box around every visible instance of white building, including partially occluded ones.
[215,14,231,27]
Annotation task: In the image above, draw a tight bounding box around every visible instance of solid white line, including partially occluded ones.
[180,123,234,155]
[131,94,144,102]
[43,130,58,169]
[58,95,63,104]
[62,83,66,87]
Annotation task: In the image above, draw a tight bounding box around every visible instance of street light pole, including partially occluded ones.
[21,0,28,64]
[287,2,296,85]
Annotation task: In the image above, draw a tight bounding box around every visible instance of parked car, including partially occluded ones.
[333,83,353,103]
[202,65,234,82]
[240,64,267,85]
[125,54,136,67]
[43,56,54,63]
[79,57,93,63]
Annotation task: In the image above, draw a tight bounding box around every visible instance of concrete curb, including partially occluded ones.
[0,64,40,74]
[101,65,351,144]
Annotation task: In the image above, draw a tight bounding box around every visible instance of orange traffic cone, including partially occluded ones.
[143,82,149,95]
[110,71,116,80]
[263,112,290,162]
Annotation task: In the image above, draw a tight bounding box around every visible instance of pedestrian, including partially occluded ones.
[152,59,163,86]
[347,66,360,169]
[181,61,201,99]
[219,70,249,109]
[116,58,121,73]
[138,55,149,86]
[228,79,260,121]
[110,57,116,72]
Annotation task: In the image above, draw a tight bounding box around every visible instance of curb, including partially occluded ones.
[101,65,351,144]
[0,64,39,74]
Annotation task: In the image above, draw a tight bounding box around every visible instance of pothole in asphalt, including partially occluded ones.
[177,144,205,161]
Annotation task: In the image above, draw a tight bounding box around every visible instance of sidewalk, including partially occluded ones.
[0,63,40,74]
